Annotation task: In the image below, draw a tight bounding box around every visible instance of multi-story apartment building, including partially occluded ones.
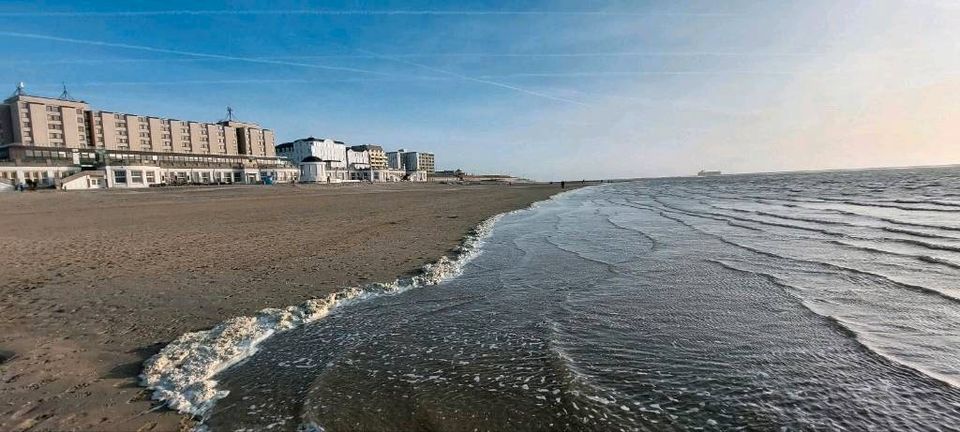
[351,144,387,169]
[386,149,406,171]
[403,151,435,173]
[0,87,295,188]
[387,149,435,174]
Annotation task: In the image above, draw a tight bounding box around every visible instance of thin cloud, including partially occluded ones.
[0,9,736,18]
[31,77,457,88]
[0,49,919,67]
[0,53,816,67]
[478,71,851,78]
[355,48,589,106]
[0,31,588,105]
[0,31,395,76]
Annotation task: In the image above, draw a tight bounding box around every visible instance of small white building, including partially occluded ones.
[276,137,347,168]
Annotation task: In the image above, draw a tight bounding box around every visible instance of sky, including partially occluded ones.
[0,0,958,180]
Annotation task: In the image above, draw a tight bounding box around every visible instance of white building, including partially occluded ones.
[276,137,347,168]
[346,147,370,169]
[278,138,429,183]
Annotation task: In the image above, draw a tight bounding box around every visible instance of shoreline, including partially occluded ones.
[141,204,510,420]
[0,182,587,432]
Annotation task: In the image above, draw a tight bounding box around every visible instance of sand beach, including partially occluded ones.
[0,182,566,432]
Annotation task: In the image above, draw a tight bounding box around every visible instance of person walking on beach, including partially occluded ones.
[561,181,566,189]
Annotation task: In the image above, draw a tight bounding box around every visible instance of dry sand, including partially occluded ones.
[0,182,572,432]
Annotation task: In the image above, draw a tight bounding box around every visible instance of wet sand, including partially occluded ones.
[0,182,570,432]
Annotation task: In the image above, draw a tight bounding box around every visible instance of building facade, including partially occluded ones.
[278,139,427,183]
[277,137,351,183]
[351,144,386,169]
[387,148,435,173]
[0,87,296,188]
[386,149,406,171]
[403,151,435,173]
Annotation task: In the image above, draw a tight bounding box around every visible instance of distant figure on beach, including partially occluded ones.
[561,181,566,189]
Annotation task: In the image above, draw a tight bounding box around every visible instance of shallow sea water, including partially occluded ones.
[208,168,960,431]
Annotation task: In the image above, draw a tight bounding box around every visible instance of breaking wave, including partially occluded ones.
[137,193,570,419]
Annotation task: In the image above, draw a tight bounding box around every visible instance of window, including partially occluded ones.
[146,171,156,183]
[130,170,143,183]
[114,170,127,184]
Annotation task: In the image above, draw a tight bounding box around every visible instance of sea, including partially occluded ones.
[203,167,960,431]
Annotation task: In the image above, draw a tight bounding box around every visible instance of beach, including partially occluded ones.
[0,182,568,432]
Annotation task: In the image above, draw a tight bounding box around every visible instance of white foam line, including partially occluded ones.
[138,191,577,419]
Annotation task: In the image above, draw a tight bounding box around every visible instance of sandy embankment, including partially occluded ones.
[0,182,570,432]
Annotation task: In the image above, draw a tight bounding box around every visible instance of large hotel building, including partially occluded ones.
[0,86,297,189]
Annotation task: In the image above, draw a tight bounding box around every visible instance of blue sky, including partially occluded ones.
[1,0,958,180]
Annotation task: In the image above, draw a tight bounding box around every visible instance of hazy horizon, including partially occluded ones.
[1,0,957,180]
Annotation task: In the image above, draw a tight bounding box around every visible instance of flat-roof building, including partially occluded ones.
[403,151,435,173]
[351,144,387,169]
[0,85,296,188]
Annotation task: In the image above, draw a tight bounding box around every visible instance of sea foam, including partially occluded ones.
[139,212,507,418]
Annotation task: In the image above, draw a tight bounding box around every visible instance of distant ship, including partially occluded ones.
[698,170,722,176]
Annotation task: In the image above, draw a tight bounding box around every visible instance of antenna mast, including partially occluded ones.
[58,82,74,101]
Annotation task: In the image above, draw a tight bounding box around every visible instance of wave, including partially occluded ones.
[881,226,960,240]
[719,236,960,303]
[658,210,960,305]
[883,237,960,255]
[599,212,662,251]
[891,199,960,208]
[826,198,960,213]
[753,211,860,228]
[708,259,959,389]
[137,191,577,419]
[828,239,960,274]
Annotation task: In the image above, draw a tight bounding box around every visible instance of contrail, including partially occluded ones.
[0,9,736,18]
[0,52,818,66]
[30,77,458,87]
[0,30,588,105]
[477,70,851,78]
[0,31,395,76]
[0,50,907,66]
[355,48,589,106]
